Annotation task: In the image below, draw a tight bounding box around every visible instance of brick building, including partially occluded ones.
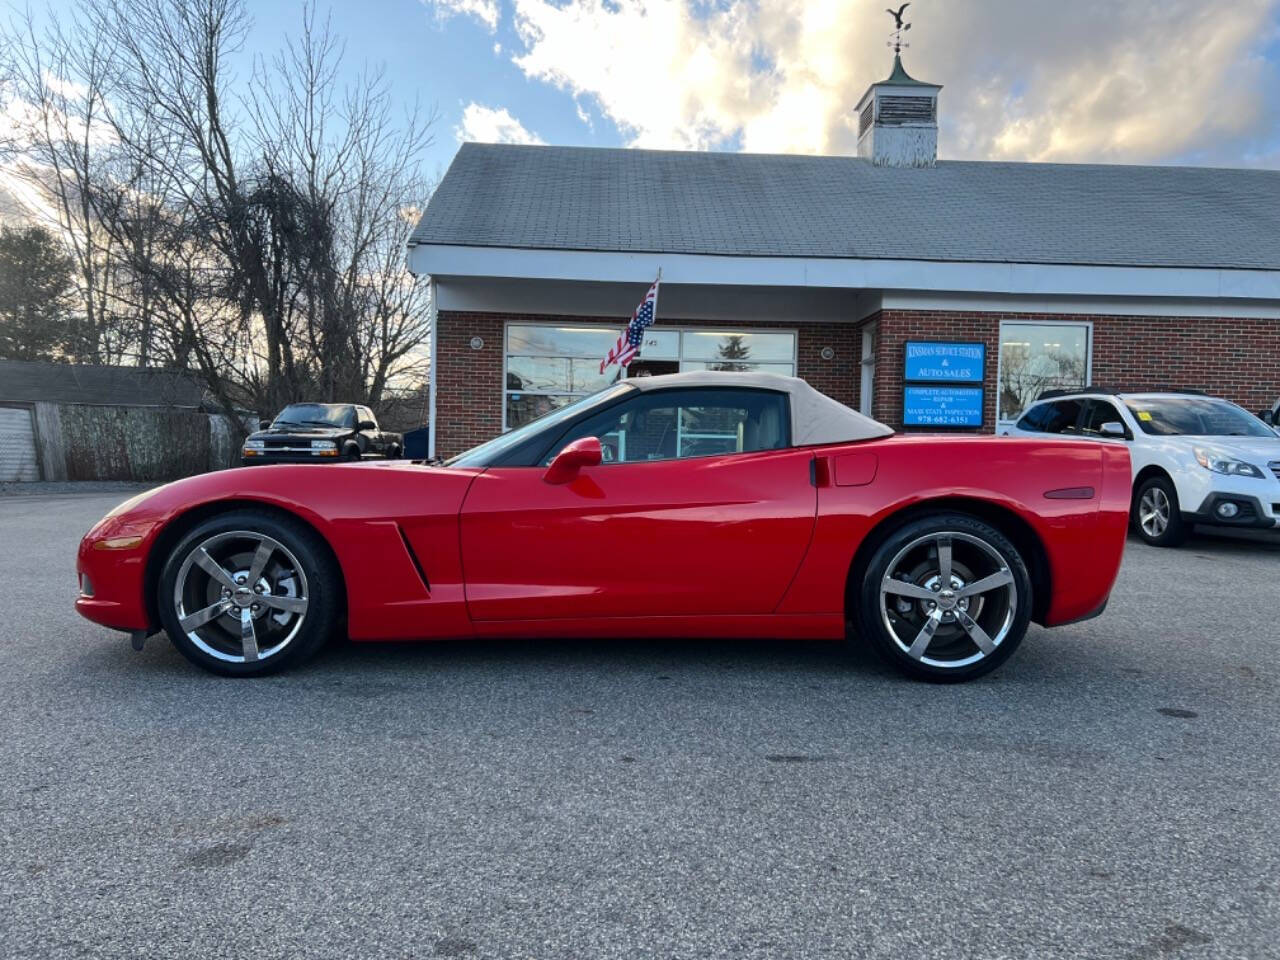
[408,58,1280,460]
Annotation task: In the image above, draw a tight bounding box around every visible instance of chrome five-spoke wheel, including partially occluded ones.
[158,510,339,676]
[173,531,309,664]
[879,532,1017,669]
[858,514,1033,682]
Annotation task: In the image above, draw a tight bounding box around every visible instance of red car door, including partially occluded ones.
[459,447,818,622]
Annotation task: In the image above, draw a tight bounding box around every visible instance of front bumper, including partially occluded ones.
[241,453,344,465]
[75,524,155,632]
[1186,492,1280,530]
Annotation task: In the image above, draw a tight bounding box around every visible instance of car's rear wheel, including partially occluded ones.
[156,510,342,676]
[1133,476,1187,547]
[857,513,1032,682]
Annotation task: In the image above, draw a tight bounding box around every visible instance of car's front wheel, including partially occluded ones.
[156,510,342,676]
[1132,476,1187,547]
[857,513,1032,682]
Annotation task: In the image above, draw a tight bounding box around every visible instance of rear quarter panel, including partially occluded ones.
[779,436,1131,626]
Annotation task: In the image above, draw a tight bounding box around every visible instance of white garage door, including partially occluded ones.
[0,406,40,482]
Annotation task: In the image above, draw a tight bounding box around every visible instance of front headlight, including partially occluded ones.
[1194,448,1265,478]
[243,439,265,453]
[99,488,159,521]
[310,440,337,454]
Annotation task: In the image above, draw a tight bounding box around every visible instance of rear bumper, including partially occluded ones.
[1049,596,1109,628]
[1042,444,1131,628]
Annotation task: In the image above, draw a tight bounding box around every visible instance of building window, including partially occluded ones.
[997,321,1091,423]
[505,324,797,430]
[677,331,796,373]
[504,325,622,430]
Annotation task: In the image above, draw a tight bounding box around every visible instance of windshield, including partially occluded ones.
[273,403,354,428]
[446,384,634,467]
[1123,396,1274,438]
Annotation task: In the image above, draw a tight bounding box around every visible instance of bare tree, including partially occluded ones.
[4,11,127,362]
[241,4,435,405]
[2,0,435,427]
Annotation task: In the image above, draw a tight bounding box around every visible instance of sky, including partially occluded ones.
[16,0,1280,182]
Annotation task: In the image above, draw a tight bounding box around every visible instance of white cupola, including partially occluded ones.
[854,54,942,168]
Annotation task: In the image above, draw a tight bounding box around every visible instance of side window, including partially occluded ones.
[1016,403,1052,432]
[1039,399,1080,435]
[1080,399,1129,438]
[358,406,375,427]
[543,389,789,465]
[1017,400,1084,433]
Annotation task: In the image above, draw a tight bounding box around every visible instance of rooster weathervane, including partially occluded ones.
[886,2,911,54]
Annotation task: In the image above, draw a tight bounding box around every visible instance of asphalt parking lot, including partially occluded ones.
[2,490,1279,959]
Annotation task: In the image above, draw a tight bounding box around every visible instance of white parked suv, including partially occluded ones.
[1006,390,1280,547]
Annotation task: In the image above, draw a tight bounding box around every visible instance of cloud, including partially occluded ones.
[421,0,501,32]
[455,102,546,144]
[0,72,120,228]
[499,0,1280,165]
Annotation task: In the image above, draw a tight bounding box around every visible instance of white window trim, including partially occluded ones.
[502,320,800,431]
[995,318,1094,426]
[859,321,877,416]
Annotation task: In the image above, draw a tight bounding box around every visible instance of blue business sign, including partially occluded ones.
[903,341,985,384]
[903,386,985,428]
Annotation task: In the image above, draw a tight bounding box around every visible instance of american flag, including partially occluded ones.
[600,274,661,374]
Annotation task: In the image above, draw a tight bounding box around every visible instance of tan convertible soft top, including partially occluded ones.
[624,371,893,446]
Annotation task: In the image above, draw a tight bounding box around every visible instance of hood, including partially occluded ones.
[1182,436,1280,463]
[95,459,479,538]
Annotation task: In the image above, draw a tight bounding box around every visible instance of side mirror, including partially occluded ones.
[358,420,376,430]
[1260,410,1275,426]
[543,437,603,484]
[1099,421,1127,438]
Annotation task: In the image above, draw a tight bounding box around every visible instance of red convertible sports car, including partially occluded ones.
[77,372,1131,682]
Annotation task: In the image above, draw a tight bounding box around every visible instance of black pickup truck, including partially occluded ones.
[241,403,403,466]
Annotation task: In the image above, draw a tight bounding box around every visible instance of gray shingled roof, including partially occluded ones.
[410,143,1280,271]
[0,360,209,407]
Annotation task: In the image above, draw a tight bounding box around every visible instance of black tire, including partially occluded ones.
[1132,475,1187,547]
[856,513,1033,683]
[155,509,343,677]
[343,443,362,462]
[387,444,402,460]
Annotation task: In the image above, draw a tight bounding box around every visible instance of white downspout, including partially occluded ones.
[427,277,439,461]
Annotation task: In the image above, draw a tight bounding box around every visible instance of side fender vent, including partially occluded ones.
[397,525,431,592]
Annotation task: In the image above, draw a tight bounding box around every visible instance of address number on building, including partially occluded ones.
[902,386,984,428]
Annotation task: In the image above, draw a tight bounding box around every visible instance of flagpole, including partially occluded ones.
[649,268,661,342]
